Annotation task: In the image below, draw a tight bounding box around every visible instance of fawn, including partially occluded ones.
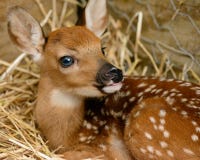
[7,0,200,159]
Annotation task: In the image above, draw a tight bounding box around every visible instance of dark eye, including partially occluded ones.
[59,56,74,68]
[101,47,106,55]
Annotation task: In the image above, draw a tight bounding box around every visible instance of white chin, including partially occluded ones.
[102,82,122,94]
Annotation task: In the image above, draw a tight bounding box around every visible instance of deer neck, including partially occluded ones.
[35,76,85,151]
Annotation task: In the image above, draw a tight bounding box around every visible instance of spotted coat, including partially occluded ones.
[78,77,200,160]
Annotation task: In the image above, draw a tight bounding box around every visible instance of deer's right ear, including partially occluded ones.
[85,0,108,38]
[7,6,45,62]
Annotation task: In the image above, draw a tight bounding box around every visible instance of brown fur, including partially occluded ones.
[7,5,200,160]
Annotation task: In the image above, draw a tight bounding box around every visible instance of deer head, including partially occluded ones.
[7,3,122,99]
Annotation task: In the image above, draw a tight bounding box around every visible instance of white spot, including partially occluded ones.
[110,110,115,116]
[163,130,170,138]
[191,121,198,126]
[158,125,164,131]
[79,133,84,138]
[172,107,178,111]
[180,82,191,87]
[118,91,127,98]
[151,89,157,93]
[129,96,136,102]
[99,120,106,126]
[149,84,157,89]
[114,111,123,118]
[123,102,128,109]
[144,87,152,93]
[162,90,169,96]
[155,150,162,157]
[101,108,105,115]
[191,87,200,90]
[99,144,107,151]
[50,89,82,109]
[138,96,144,102]
[167,150,174,157]
[181,98,188,103]
[153,124,158,130]
[88,135,95,140]
[79,136,87,142]
[159,141,168,148]
[160,119,166,125]
[180,110,188,116]
[138,92,144,97]
[183,148,195,155]
[94,130,99,134]
[149,116,156,124]
[187,104,198,109]
[191,134,199,142]
[125,91,131,96]
[155,89,163,94]
[159,109,166,117]
[93,125,98,131]
[139,102,146,109]
[177,93,183,97]
[105,111,110,116]
[165,97,175,105]
[86,123,92,129]
[137,82,148,88]
[140,148,147,154]
[104,125,109,130]
[169,92,176,97]
[83,120,87,126]
[86,140,91,144]
[93,116,98,121]
[195,127,200,133]
[170,88,180,93]
[196,90,200,95]
[134,111,140,118]
[122,114,126,120]
[144,132,153,140]
[147,145,154,153]
[189,101,195,105]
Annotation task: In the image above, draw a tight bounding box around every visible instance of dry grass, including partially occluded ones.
[0,0,200,159]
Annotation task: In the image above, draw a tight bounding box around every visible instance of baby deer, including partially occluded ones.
[7,0,200,160]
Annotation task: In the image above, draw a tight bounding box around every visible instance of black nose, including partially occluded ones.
[106,67,123,83]
[96,63,123,85]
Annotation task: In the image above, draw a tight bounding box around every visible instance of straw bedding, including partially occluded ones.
[0,0,200,159]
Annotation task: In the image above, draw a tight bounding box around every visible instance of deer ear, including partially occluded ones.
[7,6,45,62]
[85,0,108,37]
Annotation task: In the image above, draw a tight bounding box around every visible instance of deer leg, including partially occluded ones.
[62,145,111,160]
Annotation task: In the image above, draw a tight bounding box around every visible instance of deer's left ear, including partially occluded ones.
[85,0,108,37]
[7,6,45,62]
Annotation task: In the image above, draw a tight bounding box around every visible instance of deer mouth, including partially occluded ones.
[101,81,123,94]
[96,63,123,94]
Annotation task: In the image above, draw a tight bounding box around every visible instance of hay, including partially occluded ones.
[0,0,200,159]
